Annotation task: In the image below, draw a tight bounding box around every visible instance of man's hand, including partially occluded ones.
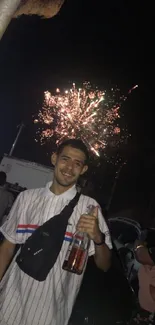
[77,206,111,271]
[76,206,102,243]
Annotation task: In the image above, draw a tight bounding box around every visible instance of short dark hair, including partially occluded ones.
[57,139,89,164]
[0,171,7,186]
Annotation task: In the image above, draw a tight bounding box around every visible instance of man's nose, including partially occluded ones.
[67,161,73,169]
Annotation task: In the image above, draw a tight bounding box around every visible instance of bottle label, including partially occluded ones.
[62,231,89,274]
[63,247,88,273]
[78,250,88,271]
[65,243,73,261]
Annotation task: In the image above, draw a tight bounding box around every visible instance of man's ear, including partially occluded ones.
[80,165,88,175]
[51,153,58,166]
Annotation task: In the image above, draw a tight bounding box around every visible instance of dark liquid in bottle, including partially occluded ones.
[62,247,87,275]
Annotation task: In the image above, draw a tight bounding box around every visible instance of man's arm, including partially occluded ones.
[134,240,154,266]
[77,206,112,272]
[0,239,15,280]
[93,235,111,271]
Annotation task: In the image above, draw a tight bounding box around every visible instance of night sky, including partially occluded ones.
[0,0,154,211]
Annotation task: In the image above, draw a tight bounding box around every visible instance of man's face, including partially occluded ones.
[51,145,88,188]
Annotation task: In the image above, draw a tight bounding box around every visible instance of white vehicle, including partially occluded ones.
[0,155,53,190]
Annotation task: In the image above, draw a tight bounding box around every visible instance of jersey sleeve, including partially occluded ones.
[0,191,27,244]
[88,201,112,257]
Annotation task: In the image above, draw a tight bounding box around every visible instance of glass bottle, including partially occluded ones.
[62,231,90,275]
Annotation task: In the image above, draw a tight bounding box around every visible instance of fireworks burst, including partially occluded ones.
[34,82,138,157]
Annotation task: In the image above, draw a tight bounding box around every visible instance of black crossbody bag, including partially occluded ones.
[16,192,80,281]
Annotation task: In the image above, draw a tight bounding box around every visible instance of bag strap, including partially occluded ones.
[31,191,81,233]
[64,191,81,211]
[45,191,81,230]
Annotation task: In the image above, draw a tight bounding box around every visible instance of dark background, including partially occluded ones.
[0,0,154,215]
[0,3,154,323]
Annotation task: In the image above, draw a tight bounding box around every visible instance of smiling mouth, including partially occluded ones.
[62,172,73,177]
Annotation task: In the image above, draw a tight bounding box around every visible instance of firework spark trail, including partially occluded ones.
[34,82,138,156]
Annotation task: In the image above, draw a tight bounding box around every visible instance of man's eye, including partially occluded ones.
[75,162,81,167]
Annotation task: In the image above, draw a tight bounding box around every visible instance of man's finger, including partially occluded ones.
[80,215,97,222]
[91,206,98,218]
[77,220,95,228]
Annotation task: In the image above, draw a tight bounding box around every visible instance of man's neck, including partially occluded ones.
[50,180,75,195]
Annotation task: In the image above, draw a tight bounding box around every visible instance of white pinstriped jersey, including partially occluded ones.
[0,182,112,325]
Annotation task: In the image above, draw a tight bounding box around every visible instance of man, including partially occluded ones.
[0,139,112,325]
[0,171,14,226]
